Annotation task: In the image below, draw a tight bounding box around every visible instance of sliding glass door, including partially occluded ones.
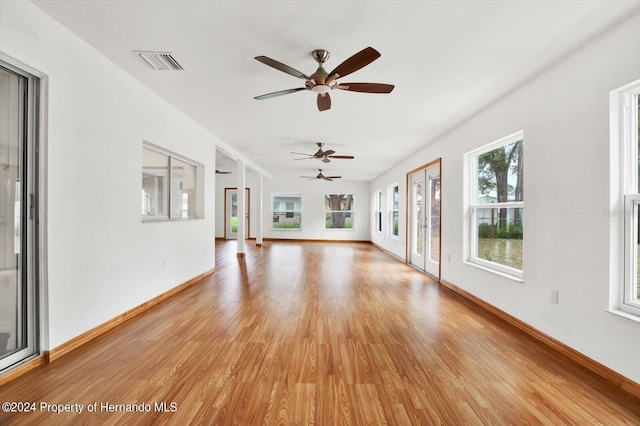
[0,62,39,371]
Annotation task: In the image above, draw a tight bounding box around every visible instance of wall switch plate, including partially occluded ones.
[551,289,559,304]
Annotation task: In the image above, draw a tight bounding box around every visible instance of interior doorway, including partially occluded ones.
[408,160,441,279]
[224,188,250,240]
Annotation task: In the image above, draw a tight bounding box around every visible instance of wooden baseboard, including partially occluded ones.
[261,238,372,244]
[47,267,215,363]
[237,252,245,257]
[0,355,46,387]
[439,279,640,400]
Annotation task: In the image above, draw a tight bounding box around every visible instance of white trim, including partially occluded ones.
[614,79,640,318]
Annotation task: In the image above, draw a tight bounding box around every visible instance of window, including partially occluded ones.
[389,184,399,237]
[325,194,355,229]
[272,194,301,229]
[616,80,640,316]
[142,142,202,221]
[374,190,383,233]
[467,131,524,279]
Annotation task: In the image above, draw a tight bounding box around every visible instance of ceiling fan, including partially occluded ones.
[291,142,355,163]
[301,169,342,181]
[254,47,394,111]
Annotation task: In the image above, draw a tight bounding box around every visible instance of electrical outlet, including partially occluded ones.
[551,289,559,304]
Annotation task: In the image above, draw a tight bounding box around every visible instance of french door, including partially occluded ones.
[225,188,250,240]
[409,163,440,278]
[0,62,39,371]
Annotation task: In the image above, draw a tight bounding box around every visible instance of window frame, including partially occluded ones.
[617,81,640,316]
[374,190,383,234]
[142,141,202,222]
[324,194,355,230]
[271,193,302,230]
[466,131,524,280]
[388,183,399,238]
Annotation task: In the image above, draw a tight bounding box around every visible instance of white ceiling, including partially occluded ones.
[32,0,639,181]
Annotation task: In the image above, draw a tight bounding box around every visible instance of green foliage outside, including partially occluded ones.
[478,222,522,239]
[231,216,237,232]
[326,216,353,229]
[393,218,399,236]
[272,221,300,229]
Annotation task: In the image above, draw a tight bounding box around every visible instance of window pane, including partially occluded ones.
[171,158,197,218]
[476,140,523,204]
[392,211,399,236]
[272,194,301,229]
[476,207,523,270]
[392,185,399,209]
[325,194,354,229]
[430,176,441,263]
[142,148,169,217]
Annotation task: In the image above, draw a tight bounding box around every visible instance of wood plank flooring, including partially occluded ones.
[1,240,639,425]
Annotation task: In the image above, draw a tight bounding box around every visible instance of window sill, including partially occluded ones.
[464,260,523,283]
[606,309,640,323]
[271,228,301,231]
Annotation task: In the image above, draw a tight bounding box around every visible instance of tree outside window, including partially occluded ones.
[325,194,354,229]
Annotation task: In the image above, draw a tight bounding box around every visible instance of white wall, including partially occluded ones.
[0,0,219,350]
[370,10,640,383]
[264,177,370,241]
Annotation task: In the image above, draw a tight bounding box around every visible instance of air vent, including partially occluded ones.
[133,51,184,71]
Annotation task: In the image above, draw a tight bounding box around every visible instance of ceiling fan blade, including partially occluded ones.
[216,170,232,174]
[292,157,313,161]
[325,176,342,179]
[254,87,307,100]
[324,178,333,181]
[322,158,331,163]
[337,83,395,93]
[327,155,355,159]
[300,175,316,178]
[323,150,336,156]
[254,56,309,79]
[328,47,380,81]
[291,151,313,156]
[317,93,331,111]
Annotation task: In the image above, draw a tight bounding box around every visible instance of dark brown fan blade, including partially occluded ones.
[216,170,232,174]
[337,83,394,93]
[325,176,341,179]
[323,150,336,156]
[327,155,355,159]
[254,87,307,100]
[317,93,331,111]
[254,56,309,79]
[328,47,380,80]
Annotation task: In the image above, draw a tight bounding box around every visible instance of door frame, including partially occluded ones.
[0,56,43,372]
[223,187,250,239]
[405,158,442,281]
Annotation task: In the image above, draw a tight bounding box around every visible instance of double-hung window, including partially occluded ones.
[389,184,399,237]
[616,79,640,316]
[272,194,302,229]
[467,131,524,279]
[325,194,355,229]
[374,190,383,233]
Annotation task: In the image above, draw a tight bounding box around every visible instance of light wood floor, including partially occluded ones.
[1,240,639,425]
